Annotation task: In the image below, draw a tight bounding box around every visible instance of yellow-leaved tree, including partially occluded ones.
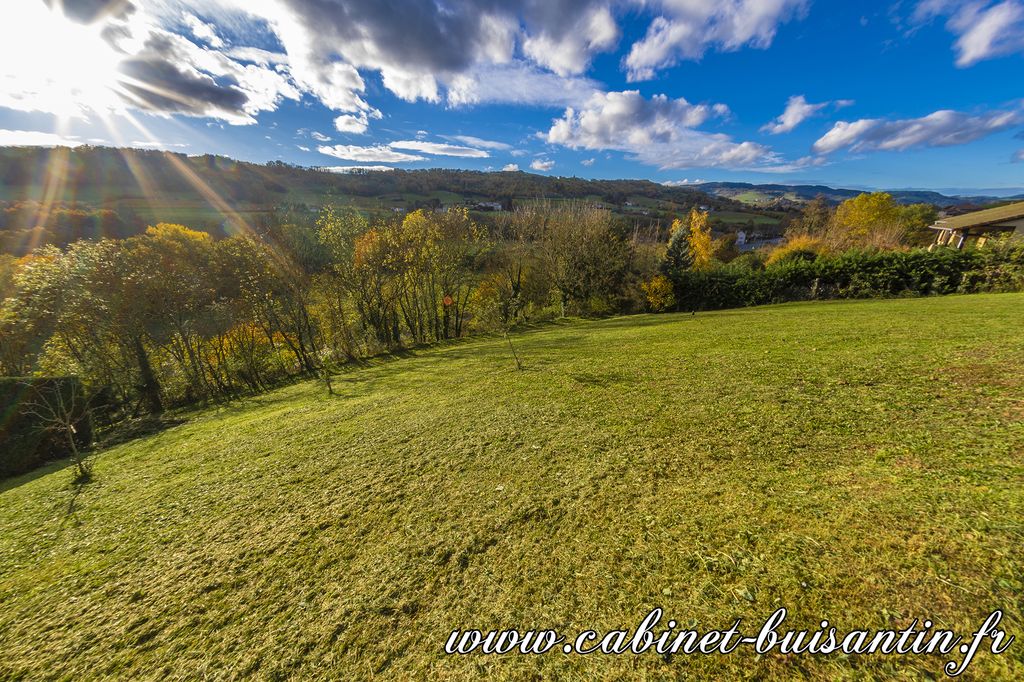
[686,209,713,271]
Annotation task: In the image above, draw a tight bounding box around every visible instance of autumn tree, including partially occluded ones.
[686,209,714,271]
[827,192,936,249]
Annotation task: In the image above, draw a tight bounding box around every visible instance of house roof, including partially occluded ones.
[930,201,1024,231]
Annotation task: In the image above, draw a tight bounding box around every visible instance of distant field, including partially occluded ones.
[731,190,775,205]
[2,295,1022,679]
[712,210,781,225]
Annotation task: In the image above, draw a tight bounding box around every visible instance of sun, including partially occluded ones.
[0,2,125,118]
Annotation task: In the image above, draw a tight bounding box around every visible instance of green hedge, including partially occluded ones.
[0,377,93,479]
[669,245,1024,311]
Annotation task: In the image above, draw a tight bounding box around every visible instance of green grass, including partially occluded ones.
[731,190,775,205]
[712,210,781,225]
[2,294,1023,679]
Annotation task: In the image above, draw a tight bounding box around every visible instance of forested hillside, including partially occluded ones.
[0,146,774,254]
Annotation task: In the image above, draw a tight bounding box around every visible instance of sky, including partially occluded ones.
[1,0,1023,192]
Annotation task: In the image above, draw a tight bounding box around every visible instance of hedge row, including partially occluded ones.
[669,245,1024,311]
[0,377,93,479]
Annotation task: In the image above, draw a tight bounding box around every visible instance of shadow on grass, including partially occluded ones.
[97,415,188,449]
[0,458,75,494]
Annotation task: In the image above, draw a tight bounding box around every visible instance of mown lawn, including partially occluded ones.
[1,294,1022,680]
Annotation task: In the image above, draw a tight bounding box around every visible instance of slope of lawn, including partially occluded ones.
[2,294,1023,680]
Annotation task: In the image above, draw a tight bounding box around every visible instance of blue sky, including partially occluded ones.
[2,0,1023,191]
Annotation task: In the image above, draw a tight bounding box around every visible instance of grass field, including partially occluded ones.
[2,295,1023,679]
[711,210,781,226]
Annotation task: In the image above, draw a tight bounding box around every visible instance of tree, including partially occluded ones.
[786,195,834,238]
[535,203,631,316]
[19,378,93,481]
[827,192,932,249]
[472,273,524,371]
[686,209,713,271]
[661,217,692,275]
[640,274,675,312]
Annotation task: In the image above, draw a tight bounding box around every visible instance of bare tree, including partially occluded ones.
[19,379,93,481]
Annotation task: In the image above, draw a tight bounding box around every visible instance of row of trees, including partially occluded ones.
[0,204,634,414]
[0,191,981,419]
[784,192,937,250]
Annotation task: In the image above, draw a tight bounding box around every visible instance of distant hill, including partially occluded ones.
[694,181,1018,208]
[0,145,779,253]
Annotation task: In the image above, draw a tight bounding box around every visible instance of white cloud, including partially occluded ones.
[501,163,520,171]
[542,90,770,169]
[749,155,828,173]
[530,158,555,171]
[811,119,880,154]
[914,0,1024,66]
[319,165,396,173]
[761,95,830,134]
[446,61,602,108]
[225,47,288,67]
[1012,149,1024,162]
[447,135,512,150]
[183,13,224,49]
[624,0,809,81]
[310,131,331,142]
[522,4,619,76]
[318,144,425,163]
[813,108,1023,154]
[334,109,382,134]
[297,145,310,152]
[581,157,596,166]
[0,0,818,130]
[0,129,83,147]
[662,178,706,186]
[129,140,189,150]
[389,140,490,158]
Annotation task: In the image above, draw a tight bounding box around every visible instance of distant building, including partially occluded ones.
[474,201,504,212]
[736,230,747,247]
[929,201,1024,249]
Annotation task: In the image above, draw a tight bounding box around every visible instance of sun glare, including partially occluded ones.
[0,2,124,118]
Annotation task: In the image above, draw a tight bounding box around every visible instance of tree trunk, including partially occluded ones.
[133,335,163,415]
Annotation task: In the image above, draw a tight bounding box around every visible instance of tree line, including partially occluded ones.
[0,204,635,415]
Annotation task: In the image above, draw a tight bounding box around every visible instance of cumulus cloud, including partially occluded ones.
[317,145,425,163]
[543,90,770,169]
[530,158,555,171]
[913,0,1024,66]
[624,0,808,81]
[812,108,1023,154]
[521,3,619,76]
[14,0,816,128]
[334,109,382,134]
[501,163,520,171]
[44,0,135,24]
[389,140,490,158]
[115,29,301,124]
[581,157,596,166]
[761,95,841,134]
